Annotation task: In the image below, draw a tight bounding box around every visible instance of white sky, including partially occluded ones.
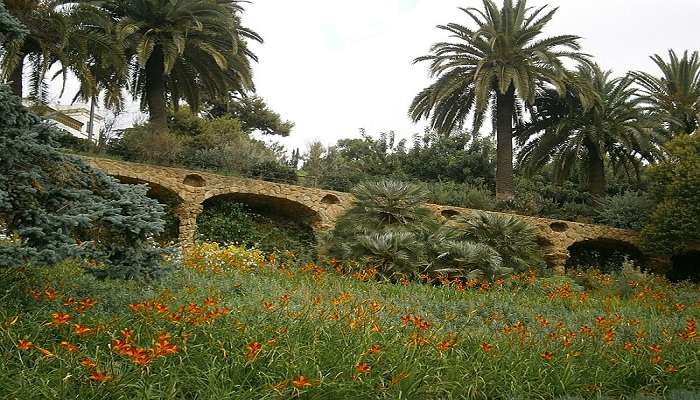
[48,0,700,152]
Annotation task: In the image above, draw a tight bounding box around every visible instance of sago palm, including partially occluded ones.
[409,0,593,200]
[631,50,700,136]
[74,0,262,132]
[516,64,660,197]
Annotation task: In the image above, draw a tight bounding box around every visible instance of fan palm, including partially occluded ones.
[1,0,69,99]
[631,50,700,136]
[409,0,593,200]
[73,0,262,132]
[516,64,660,197]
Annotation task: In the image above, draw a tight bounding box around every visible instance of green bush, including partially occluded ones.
[453,211,545,273]
[196,201,315,261]
[595,192,655,230]
[425,181,495,210]
[247,160,298,183]
[325,181,526,280]
[642,133,700,256]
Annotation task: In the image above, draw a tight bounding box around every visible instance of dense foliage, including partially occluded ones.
[196,201,315,261]
[1,248,698,398]
[0,85,168,278]
[642,133,700,257]
[324,180,543,280]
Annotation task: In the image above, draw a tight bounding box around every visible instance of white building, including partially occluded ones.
[22,100,106,142]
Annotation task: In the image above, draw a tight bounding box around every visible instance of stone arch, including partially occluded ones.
[565,237,646,273]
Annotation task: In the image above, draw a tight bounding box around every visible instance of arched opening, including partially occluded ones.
[321,194,341,205]
[565,238,645,274]
[550,222,569,233]
[112,176,182,245]
[197,193,319,261]
[668,251,700,283]
[441,209,461,219]
[183,174,206,187]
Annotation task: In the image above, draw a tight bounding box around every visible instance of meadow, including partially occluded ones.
[1,243,698,400]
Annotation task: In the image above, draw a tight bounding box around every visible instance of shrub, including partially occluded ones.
[642,133,700,256]
[425,181,495,210]
[595,192,655,230]
[196,201,316,261]
[453,212,545,272]
[247,160,298,184]
[325,181,516,280]
[116,127,184,165]
[0,85,168,279]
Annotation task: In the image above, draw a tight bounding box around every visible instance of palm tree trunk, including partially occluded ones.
[495,86,516,201]
[585,139,606,198]
[145,47,168,133]
[8,56,24,98]
[87,95,96,142]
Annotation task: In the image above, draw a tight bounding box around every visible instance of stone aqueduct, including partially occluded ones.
[86,158,641,272]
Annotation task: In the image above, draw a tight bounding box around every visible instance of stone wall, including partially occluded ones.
[85,157,642,270]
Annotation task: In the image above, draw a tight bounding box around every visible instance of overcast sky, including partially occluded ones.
[49,0,700,152]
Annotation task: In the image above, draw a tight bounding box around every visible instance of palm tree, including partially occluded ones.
[409,0,593,200]
[516,64,660,197]
[75,0,262,132]
[1,0,69,99]
[631,50,700,136]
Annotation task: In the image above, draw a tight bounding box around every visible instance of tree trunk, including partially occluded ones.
[585,138,606,199]
[495,86,516,201]
[87,95,96,142]
[144,46,168,133]
[8,56,24,98]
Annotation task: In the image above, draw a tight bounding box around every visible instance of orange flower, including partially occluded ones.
[355,362,371,373]
[17,339,33,350]
[89,371,112,382]
[649,344,662,353]
[579,325,594,336]
[204,297,218,307]
[595,316,606,326]
[73,324,93,336]
[80,357,97,369]
[51,312,71,326]
[154,303,169,314]
[263,302,275,311]
[627,319,641,326]
[366,344,382,355]
[245,342,262,360]
[291,375,312,389]
[650,355,662,365]
[603,329,616,344]
[279,294,290,303]
[60,341,79,353]
[44,289,57,301]
[623,342,634,351]
[30,289,42,300]
[674,303,685,311]
[480,342,493,353]
[437,340,454,351]
[540,351,554,361]
[665,364,678,373]
[121,328,133,341]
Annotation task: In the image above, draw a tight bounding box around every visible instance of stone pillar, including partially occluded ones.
[175,202,203,249]
[545,250,570,275]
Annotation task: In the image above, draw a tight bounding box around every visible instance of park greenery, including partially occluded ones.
[1,0,699,397]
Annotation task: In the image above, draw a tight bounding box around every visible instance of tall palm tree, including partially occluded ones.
[631,50,700,136]
[75,0,262,132]
[1,0,69,99]
[516,64,660,197]
[409,0,593,200]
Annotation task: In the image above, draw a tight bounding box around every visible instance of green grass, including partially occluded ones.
[0,243,698,399]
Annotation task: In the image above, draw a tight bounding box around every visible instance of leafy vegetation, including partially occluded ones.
[1,247,698,398]
[197,200,316,261]
[324,180,542,280]
[642,133,700,257]
[0,84,167,279]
